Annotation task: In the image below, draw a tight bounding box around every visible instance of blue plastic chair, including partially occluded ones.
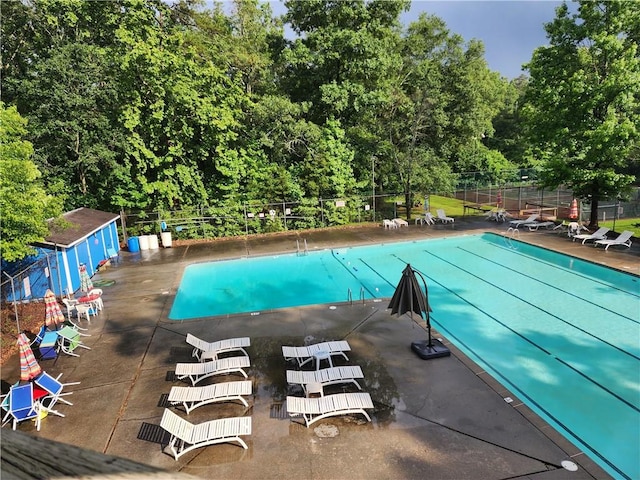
[1,383,41,431]
[34,371,78,416]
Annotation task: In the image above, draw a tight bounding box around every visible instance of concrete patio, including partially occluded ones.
[2,218,637,479]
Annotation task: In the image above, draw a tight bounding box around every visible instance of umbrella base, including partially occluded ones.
[411,339,451,360]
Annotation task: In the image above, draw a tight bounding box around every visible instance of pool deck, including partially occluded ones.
[2,218,638,479]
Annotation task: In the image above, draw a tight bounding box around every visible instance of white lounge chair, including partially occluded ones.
[393,218,408,227]
[282,341,350,368]
[168,380,252,414]
[436,209,454,223]
[175,357,250,386]
[286,392,374,428]
[594,230,633,251]
[572,227,610,244]
[508,214,538,228]
[286,366,364,395]
[526,221,555,231]
[415,212,435,225]
[186,333,250,362]
[160,408,251,460]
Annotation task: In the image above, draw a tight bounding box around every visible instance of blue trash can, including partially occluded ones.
[127,236,140,253]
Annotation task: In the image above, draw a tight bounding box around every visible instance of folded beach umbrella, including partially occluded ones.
[44,289,65,330]
[79,264,93,293]
[18,333,42,382]
[388,264,430,321]
[388,264,449,360]
[569,199,578,219]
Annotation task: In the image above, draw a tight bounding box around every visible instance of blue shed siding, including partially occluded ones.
[1,216,120,302]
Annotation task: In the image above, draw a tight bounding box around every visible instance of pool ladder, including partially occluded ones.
[348,286,365,305]
[296,239,308,256]
[504,227,520,249]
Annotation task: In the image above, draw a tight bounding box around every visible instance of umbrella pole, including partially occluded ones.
[411,268,450,360]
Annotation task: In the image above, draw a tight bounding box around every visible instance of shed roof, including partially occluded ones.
[39,207,119,248]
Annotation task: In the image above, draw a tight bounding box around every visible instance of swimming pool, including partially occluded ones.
[170,233,639,479]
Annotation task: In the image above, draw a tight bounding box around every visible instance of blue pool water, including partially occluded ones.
[170,233,639,479]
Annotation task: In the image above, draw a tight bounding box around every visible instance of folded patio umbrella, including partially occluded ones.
[388,264,450,360]
[569,199,578,219]
[79,264,93,293]
[44,289,65,330]
[18,333,42,382]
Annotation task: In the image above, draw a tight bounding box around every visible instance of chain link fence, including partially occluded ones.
[108,164,638,243]
[121,193,409,241]
[120,186,640,241]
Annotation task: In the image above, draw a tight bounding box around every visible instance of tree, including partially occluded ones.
[12,42,123,209]
[523,1,639,227]
[486,75,531,167]
[0,103,63,262]
[111,0,247,210]
[376,13,507,215]
[282,0,409,181]
[1,0,127,210]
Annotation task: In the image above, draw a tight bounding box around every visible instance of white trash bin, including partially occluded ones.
[149,234,159,249]
[138,235,150,250]
[161,231,172,248]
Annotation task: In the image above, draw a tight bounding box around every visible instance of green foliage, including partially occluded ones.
[486,75,532,166]
[523,0,640,226]
[297,118,356,200]
[1,0,539,240]
[0,103,63,261]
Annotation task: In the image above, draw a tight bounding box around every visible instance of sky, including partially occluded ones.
[264,0,564,80]
[402,1,563,79]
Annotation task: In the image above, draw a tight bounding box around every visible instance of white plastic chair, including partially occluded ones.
[382,219,397,229]
[61,298,78,322]
[74,304,92,324]
[88,288,104,312]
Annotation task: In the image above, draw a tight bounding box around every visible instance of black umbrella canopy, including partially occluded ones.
[388,264,431,320]
[388,263,450,360]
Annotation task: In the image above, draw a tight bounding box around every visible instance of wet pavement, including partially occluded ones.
[2,218,638,479]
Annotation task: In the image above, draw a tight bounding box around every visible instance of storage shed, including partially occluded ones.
[1,208,121,301]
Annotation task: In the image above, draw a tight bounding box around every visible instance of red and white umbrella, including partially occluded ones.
[569,199,578,219]
[44,289,65,330]
[18,333,42,382]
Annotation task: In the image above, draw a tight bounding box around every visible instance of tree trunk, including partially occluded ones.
[590,198,599,228]
[405,191,412,221]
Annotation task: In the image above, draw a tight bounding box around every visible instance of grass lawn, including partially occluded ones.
[401,195,639,237]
